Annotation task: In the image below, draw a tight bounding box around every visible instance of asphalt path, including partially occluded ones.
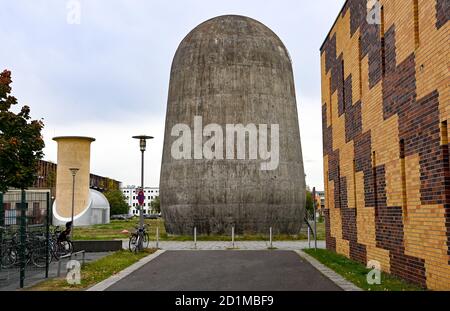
[106,250,341,291]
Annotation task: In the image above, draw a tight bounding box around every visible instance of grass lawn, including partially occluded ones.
[72,219,325,241]
[303,248,425,291]
[28,249,157,291]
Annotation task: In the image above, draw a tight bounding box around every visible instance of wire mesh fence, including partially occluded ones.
[0,190,50,289]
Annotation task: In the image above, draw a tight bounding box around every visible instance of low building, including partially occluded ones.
[316,191,326,216]
[121,186,159,216]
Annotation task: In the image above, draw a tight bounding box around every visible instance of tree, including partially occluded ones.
[0,70,44,193]
[104,189,129,216]
[305,190,314,218]
[151,196,160,214]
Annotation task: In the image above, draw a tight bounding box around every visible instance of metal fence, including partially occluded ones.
[0,190,50,289]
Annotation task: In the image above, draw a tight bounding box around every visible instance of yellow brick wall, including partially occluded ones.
[321,0,449,290]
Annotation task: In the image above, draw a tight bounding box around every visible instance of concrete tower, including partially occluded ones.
[52,136,110,226]
[160,15,305,235]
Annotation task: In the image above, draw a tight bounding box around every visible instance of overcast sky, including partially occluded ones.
[0,0,345,189]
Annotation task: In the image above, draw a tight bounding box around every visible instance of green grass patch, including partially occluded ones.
[303,248,425,291]
[28,249,157,291]
[72,219,325,241]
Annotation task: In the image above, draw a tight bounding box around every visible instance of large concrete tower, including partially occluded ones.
[52,136,110,226]
[160,15,305,235]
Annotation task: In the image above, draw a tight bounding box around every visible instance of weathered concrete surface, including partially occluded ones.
[160,15,305,235]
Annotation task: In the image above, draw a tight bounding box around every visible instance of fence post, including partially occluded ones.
[308,226,311,249]
[313,187,317,250]
[45,192,50,278]
[269,227,273,249]
[156,226,159,249]
[0,192,3,273]
[231,226,235,249]
[19,189,26,288]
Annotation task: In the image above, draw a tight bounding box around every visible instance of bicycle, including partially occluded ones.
[129,224,149,252]
[52,225,73,259]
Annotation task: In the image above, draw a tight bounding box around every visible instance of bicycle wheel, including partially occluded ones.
[49,239,60,260]
[1,246,17,269]
[129,234,138,252]
[31,246,52,268]
[143,233,150,249]
[56,240,73,258]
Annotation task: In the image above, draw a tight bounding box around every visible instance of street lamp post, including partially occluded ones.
[69,168,79,238]
[132,135,154,231]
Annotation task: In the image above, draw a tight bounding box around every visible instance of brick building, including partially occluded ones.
[32,160,121,194]
[320,0,449,289]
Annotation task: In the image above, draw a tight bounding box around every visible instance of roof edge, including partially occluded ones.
[320,0,351,52]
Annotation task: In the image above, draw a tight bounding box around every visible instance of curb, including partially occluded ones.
[87,249,166,291]
[295,250,362,291]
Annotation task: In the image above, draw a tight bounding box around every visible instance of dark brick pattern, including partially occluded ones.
[342,207,367,264]
[436,0,450,29]
[322,104,333,156]
[324,209,336,251]
[345,100,362,143]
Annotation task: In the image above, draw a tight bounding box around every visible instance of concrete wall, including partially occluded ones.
[160,15,306,235]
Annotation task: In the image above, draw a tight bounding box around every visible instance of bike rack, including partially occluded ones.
[57,250,85,277]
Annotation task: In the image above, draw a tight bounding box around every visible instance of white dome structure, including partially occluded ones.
[53,189,110,226]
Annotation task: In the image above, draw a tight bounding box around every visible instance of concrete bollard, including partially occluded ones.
[194,227,197,249]
[231,226,235,248]
[156,226,159,249]
[308,227,311,248]
[269,227,273,248]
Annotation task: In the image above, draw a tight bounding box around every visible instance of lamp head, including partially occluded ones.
[69,168,79,176]
[132,135,154,152]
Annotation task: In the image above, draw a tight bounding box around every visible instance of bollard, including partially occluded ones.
[194,226,197,249]
[231,226,235,248]
[156,226,159,249]
[308,227,311,249]
[269,227,273,248]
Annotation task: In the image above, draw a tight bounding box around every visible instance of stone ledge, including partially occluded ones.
[73,240,123,253]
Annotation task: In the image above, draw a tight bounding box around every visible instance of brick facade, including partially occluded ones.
[320,0,449,290]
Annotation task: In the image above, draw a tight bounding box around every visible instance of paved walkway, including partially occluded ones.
[105,250,342,291]
[0,252,111,291]
[121,240,325,250]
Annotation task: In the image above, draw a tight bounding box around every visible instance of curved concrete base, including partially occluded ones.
[53,189,110,226]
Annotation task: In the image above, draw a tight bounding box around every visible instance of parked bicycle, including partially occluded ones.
[129,224,149,252]
[0,222,74,269]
